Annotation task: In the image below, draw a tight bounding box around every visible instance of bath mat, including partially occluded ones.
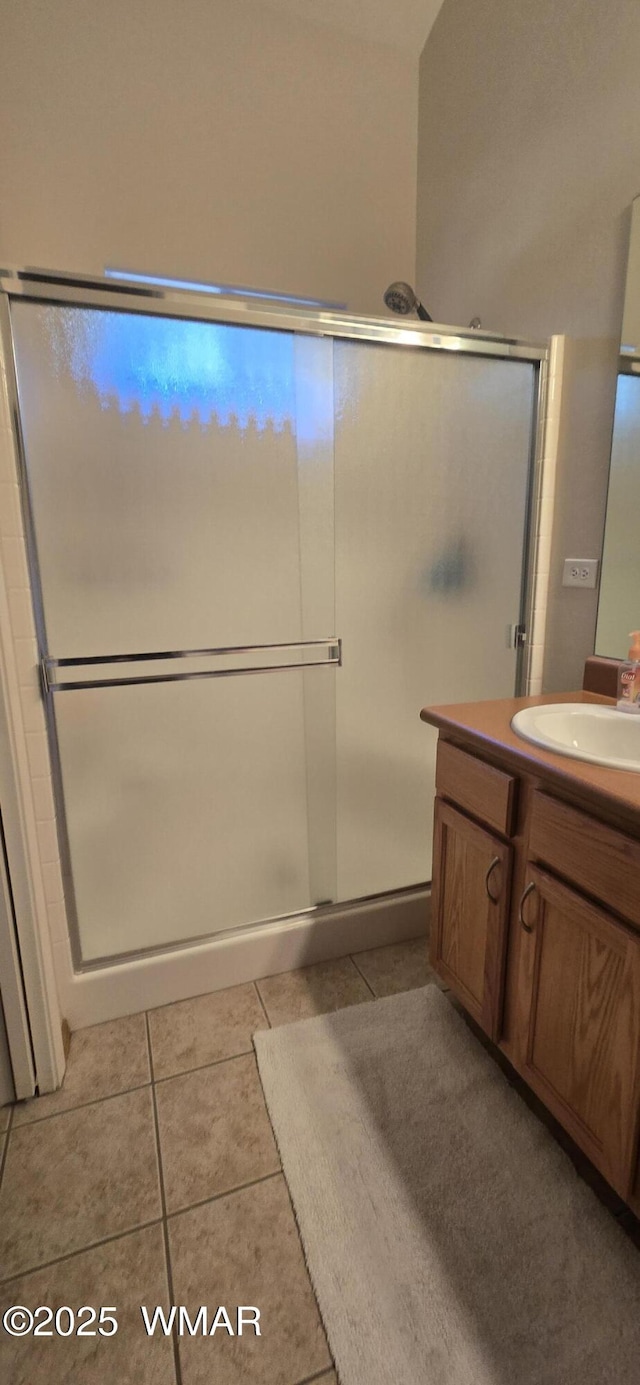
[254,985,640,1385]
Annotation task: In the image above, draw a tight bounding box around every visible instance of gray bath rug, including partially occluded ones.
[254,985,640,1385]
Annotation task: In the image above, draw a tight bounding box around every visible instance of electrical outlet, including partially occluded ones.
[562,558,599,588]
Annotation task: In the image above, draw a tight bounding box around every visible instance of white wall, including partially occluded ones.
[417,0,640,689]
[0,0,418,317]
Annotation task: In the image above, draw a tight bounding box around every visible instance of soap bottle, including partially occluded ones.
[617,632,640,712]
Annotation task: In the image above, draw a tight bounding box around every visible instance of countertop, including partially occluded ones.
[420,690,640,821]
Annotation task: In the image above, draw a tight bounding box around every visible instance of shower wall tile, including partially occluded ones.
[0,426,18,483]
[12,635,38,685]
[25,729,52,779]
[0,481,24,538]
[537,495,555,541]
[535,531,552,576]
[36,818,61,866]
[30,775,56,822]
[528,644,545,685]
[41,860,65,907]
[52,938,74,999]
[8,586,36,639]
[1,535,30,588]
[18,678,47,734]
[46,900,69,944]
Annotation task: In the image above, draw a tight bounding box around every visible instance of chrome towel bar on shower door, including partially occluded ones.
[41,639,342,693]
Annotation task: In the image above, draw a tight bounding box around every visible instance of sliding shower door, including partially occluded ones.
[334,341,535,901]
[7,281,540,969]
[11,302,337,962]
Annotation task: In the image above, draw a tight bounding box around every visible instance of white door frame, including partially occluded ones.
[0,589,65,1098]
[0,306,65,1098]
[0,807,34,1100]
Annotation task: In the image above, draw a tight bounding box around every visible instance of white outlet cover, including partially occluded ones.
[562,558,599,588]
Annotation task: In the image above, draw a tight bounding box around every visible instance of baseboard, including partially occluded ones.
[57,889,430,1030]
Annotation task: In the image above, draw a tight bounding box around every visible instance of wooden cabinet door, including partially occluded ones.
[517,865,640,1199]
[430,798,512,1041]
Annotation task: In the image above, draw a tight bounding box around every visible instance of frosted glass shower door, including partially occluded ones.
[11,301,336,962]
[334,342,535,901]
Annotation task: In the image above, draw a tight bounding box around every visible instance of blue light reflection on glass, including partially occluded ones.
[44,307,332,446]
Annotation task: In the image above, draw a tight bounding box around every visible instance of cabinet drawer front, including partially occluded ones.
[529,791,640,929]
[435,739,516,836]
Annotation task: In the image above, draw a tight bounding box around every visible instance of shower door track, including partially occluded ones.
[72,881,430,972]
[1,267,547,362]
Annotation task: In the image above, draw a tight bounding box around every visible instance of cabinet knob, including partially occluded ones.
[519,881,537,933]
[485,855,501,904]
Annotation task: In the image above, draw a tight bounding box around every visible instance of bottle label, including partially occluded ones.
[617,663,640,709]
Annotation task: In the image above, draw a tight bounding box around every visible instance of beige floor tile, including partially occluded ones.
[0,1224,175,1384]
[351,935,434,998]
[169,1174,330,1385]
[155,1055,279,1213]
[148,983,266,1080]
[0,1104,11,1134]
[13,1013,150,1127]
[0,1088,161,1279]
[256,957,371,1028]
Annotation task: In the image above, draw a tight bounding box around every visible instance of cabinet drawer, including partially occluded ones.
[435,740,517,836]
[529,791,640,930]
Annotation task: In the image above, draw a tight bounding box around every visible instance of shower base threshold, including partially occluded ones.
[54,886,430,1030]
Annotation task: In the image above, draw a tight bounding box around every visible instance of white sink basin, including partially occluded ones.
[511,703,640,772]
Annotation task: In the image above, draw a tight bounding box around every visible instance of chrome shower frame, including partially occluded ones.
[0,267,549,973]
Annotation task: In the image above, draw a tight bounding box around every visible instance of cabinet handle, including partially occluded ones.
[519,881,536,933]
[485,855,501,904]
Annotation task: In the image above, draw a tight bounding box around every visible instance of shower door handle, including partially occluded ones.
[41,639,342,692]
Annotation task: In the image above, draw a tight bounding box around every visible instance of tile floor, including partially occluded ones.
[0,936,434,1385]
[0,932,638,1385]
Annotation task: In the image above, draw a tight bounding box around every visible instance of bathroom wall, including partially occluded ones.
[417,0,640,690]
[0,0,417,318]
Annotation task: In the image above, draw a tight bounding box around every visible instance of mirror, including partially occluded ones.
[595,194,640,659]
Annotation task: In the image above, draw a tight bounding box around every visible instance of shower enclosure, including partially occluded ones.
[0,272,545,974]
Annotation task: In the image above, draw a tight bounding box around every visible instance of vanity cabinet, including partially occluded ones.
[428,731,640,1207]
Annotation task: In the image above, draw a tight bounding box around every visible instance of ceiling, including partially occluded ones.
[263,0,445,56]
